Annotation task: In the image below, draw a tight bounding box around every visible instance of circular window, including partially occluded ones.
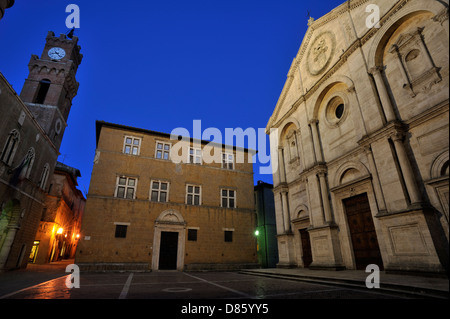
[325,96,347,126]
[335,104,344,119]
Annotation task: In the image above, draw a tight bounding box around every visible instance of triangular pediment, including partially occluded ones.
[266,1,354,131]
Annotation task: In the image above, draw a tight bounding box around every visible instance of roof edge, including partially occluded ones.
[95,121,258,154]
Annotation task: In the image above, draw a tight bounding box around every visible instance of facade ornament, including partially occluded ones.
[306,31,336,76]
[432,8,449,26]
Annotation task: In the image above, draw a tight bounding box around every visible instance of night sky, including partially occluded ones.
[0,0,345,195]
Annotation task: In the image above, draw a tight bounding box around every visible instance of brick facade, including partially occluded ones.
[75,121,258,271]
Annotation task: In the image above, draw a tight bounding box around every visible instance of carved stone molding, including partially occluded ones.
[432,8,449,25]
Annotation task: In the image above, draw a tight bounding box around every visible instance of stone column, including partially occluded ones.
[318,171,333,223]
[275,192,286,234]
[278,147,286,184]
[281,191,291,233]
[364,146,387,212]
[313,174,326,226]
[369,66,396,122]
[309,120,323,162]
[347,86,368,136]
[303,176,315,228]
[391,133,421,204]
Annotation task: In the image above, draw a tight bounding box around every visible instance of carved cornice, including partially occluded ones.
[358,120,407,148]
[404,99,449,128]
[273,182,289,194]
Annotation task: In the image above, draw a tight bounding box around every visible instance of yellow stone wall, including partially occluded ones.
[76,123,257,271]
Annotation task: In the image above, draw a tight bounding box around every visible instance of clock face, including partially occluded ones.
[48,47,66,60]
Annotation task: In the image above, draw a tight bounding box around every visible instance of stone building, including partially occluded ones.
[0,31,82,271]
[266,0,449,274]
[75,121,257,271]
[30,162,85,264]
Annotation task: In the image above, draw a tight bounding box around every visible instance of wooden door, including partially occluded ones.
[343,193,383,270]
[159,232,178,270]
[299,229,312,267]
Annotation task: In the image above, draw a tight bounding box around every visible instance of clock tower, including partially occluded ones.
[20,31,83,149]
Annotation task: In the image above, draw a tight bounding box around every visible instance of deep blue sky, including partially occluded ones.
[0,0,344,196]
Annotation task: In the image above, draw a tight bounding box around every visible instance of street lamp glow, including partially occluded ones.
[254,230,260,236]
[56,227,64,235]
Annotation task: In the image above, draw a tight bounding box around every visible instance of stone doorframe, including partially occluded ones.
[291,206,311,268]
[330,176,387,270]
[152,209,186,271]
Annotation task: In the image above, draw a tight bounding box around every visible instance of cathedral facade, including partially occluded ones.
[266,0,449,274]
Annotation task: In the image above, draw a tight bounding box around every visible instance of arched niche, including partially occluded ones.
[332,161,371,189]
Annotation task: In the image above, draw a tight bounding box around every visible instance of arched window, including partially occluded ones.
[1,129,20,166]
[39,163,50,190]
[18,148,35,180]
[34,79,51,104]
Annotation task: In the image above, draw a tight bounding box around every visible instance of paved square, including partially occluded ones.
[2,271,407,300]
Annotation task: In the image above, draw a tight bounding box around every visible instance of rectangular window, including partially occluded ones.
[156,142,171,160]
[224,230,233,242]
[221,189,236,208]
[115,225,128,238]
[188,229,198,241]
[222,152,234,170]
[186,184,201,205]
[115,176,137,199]
[151,180,169,202]
[123,136,141,155]
[189,147,202,165]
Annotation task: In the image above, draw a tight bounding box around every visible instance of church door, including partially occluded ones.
[299,229,312,267]
[343,193,383,270]
[158,232,179,270]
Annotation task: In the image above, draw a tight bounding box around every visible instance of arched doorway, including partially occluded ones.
[292,207,312,268]
[299,229,312,268]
